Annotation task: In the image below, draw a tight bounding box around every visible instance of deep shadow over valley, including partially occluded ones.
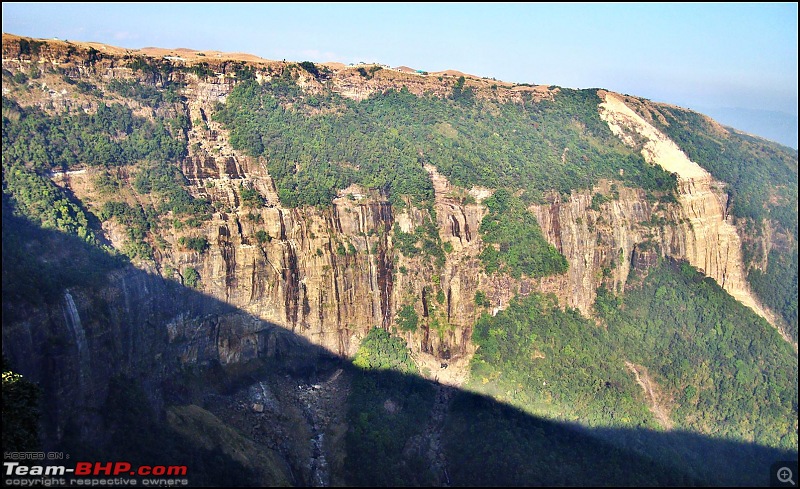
[2,212,796,487]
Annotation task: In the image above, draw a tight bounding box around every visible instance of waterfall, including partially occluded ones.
[63,290,91,394]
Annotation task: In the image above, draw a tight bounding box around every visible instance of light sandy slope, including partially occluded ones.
[599,92,795,350]
[600,92,710,180]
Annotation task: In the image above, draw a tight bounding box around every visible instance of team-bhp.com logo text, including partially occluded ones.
[4,461,188,486]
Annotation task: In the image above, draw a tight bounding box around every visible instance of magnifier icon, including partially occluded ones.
[778,467,796,486]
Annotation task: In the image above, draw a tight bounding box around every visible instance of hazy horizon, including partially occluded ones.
[697,106,798,150]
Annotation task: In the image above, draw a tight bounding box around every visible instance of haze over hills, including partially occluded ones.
[694,106,798,150]
[1,34,797,487]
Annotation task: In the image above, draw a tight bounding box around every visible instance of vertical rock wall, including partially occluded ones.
[598,91,780,329]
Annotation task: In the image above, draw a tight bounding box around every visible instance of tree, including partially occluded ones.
[179,236,209,253]
[183,267,200,288]
[299,61,320,78]
[2,358,41,452]
[396,305,419,332]
[474,290,491,307]
[451,76,474,105]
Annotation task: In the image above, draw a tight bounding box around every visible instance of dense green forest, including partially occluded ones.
[1,95,210,260]
[748,249,798,340]
[598,259,797,450]
[478,188,568,278]
[344,327,704,486]
[469,293,657,430]
[1,97,186,173]
[469,258,797,449]
[214,72,678,209]
[345,328,436,485]
[465,257,797,484]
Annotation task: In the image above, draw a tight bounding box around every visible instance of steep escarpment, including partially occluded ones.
[2,61,493,369]
[598,92,791,343]
[1,212,340,485]
[531,183,660,315]
[621,94,798,344]
[3,32,795,374]
[3,31,794,372]
[2,34,796,487]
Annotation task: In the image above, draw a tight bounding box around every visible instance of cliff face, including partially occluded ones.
[598,92,786,339]
[1,258,318,434]
[530,93,780,326]
[1,34,790,397]
[531,184,659,315]
[57,149,491,361]
[3,35,797,485]
[22,55,494,365]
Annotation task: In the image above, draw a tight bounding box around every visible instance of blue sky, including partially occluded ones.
[3,2,798,146]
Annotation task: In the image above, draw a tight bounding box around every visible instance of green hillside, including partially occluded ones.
[1,39,797,487]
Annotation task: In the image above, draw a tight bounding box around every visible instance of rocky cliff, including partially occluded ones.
[599,92,790,342]
[2,33,797,486]
[2,33,792,384]
[525,92,786,335]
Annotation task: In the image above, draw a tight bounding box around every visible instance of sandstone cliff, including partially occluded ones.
[1,33,792,399]
[599,92,790,344]
[2,34,797,486]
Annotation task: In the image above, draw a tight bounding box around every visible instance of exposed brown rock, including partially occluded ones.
[4,32,793,379]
